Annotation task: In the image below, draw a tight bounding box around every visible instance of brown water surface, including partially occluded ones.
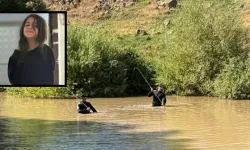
[0,93,250,149]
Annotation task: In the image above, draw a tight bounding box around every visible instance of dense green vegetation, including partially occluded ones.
[148,0,250,99]
[6,0,250,99]
[0,0,46,11]
[67,25,154,97]
[6,87,70,98]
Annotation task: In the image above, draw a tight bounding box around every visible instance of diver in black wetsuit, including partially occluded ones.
[77,95,97,114]
[148,86,166,107]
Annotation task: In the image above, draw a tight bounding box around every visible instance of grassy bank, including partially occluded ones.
[7,0,250,99]
[147,0,250,99]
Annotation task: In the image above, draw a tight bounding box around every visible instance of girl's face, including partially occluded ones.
[23,17,38,39]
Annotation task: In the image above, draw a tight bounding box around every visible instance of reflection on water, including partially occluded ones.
[0,117,191,150]
[1,94,250,149]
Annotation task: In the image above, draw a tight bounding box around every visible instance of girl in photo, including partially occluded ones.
[8,14,55,85]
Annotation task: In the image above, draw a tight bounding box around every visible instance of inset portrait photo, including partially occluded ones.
[0,12,66,86]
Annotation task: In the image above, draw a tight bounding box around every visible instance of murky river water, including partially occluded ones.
[1,93,250,150]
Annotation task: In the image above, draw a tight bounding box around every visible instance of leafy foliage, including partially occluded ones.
[67,25,154,97]
[0,0,47,11]
[148,0,250,98]
[7,87,70,98]
[213,57,250,99]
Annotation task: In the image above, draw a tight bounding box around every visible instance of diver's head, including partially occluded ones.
[157,86,164,92]
[81,95,87,102]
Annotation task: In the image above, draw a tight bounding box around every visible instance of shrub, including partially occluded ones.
[213,57,250,99]
[150,0,250,97]
[67,25,154,97]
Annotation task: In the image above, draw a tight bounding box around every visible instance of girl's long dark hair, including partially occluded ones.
[19,14,47,52]
[18,14,48,63]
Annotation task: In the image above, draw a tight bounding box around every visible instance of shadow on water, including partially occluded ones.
[0,117,198,150]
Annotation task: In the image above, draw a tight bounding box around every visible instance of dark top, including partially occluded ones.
[78,101,97,113]
[8,44,55,85]
[148,90,167,106]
